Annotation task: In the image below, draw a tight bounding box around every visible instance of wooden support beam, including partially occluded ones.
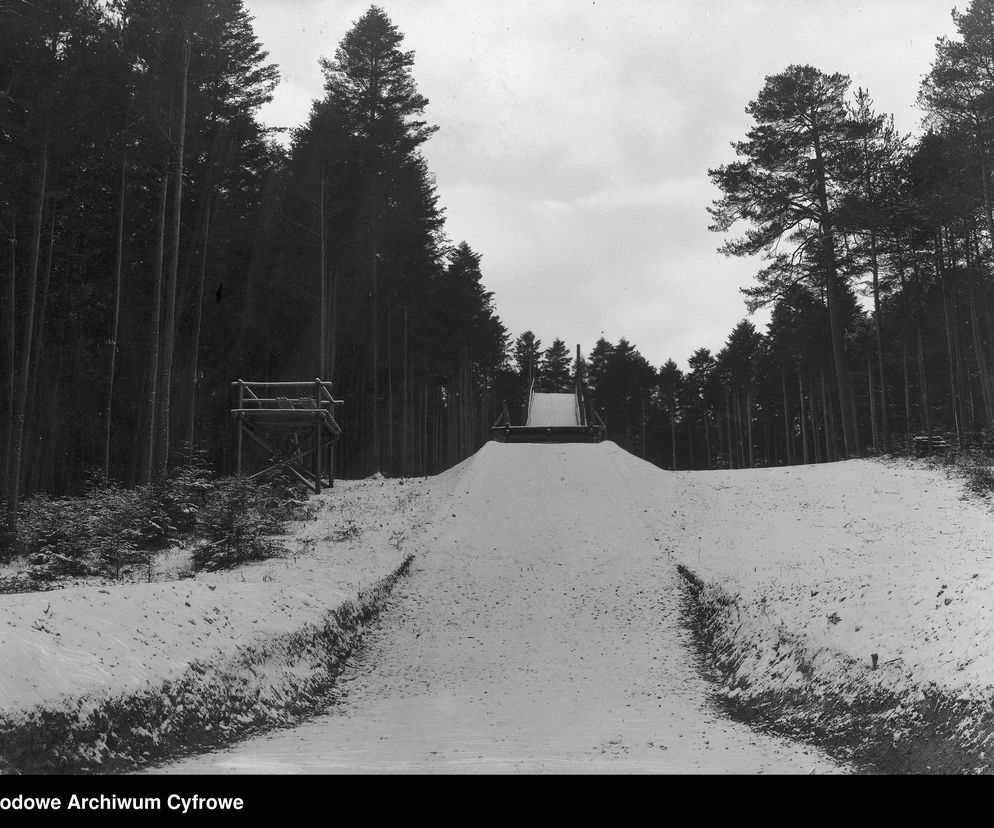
[240,420,320,491]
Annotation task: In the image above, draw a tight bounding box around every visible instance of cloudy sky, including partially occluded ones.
[241,0,959,369]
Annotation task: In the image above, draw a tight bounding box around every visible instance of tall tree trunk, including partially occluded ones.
[746,381,754,468]
[402,308,408,477]
[670,405,676,470]
[386,296,394,473]
[703,412,712,470]
[940,271,961,442]
[24,205,57,495]
[798,369,810,465]
[903,340,911,441]
[156,36,190,476]
[869,225,889,451]
[811,374,822,464]
[3,208,15,502]
[105,157,126,477]
[781,367,792,465]
[917,321,932,439]
[144,174,169,484]
[725,392,733,469]
[867,357,878,452]
[812,128,858,456]
[182,190,213,460]
[319,169,327,378]
[968,273,994,429]
[732,388,746,469]
[370,245,379,473]
[6,134,48,531]
[330,260,338,379]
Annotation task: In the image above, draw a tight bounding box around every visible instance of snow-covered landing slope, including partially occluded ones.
[525,393,578,427]
[163,442,841,774]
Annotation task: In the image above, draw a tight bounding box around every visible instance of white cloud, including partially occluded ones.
[243,0,959,368]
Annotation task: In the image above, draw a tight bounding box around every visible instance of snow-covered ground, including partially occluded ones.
[663,460,994,697]
[5,442,994,773]
[160,443,840,773]
[0,478,428,770]
[525,393,579,427]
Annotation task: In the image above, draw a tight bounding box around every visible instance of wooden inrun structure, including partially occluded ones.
[232,379,343,493]
[491,345,606,444]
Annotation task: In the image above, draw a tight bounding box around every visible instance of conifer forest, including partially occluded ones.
[5,1,994,529]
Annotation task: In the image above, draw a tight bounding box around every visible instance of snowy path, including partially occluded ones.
[160,443,842,773]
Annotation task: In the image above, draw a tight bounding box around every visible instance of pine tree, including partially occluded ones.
[513,331,543,387]
[709,65,861,457]
[319,5,438,473]
[541,339,572,392]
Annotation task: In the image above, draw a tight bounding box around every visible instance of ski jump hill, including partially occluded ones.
[493,380,606,444]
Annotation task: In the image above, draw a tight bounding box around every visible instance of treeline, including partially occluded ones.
[651,0,994,470]
[9,0,994,530]
[0,2,516,532]
[512,1,994,471]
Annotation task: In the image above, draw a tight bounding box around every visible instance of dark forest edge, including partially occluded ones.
[4,1,994,545]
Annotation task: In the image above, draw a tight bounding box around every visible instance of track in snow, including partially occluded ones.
[160,442,843,773]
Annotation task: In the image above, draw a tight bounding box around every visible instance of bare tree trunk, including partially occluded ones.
[182,190,213,460]
[371,245,379,473]
[3,208,15,502]
[798,370,809,464]
[867,357,878,451]
[6,134,48,531]
[156,36,190,476]
[940,263,962,442]
[813,130,858,456]
[968,274,994,429]
[319,169,327,378]
[24,205,57,492]
[746,381,754,468]
[781,367,792,465]
[811,374,822,464]
[670,404,676,470]
[703,412,712,470]
[903,341,911,441]
[402,308,408,477]
[869,226,889,450]
[917,321,932,439]
[144,174,169,484]
[330,260,338,376]
[105,157,126,477]
[387,296,394,473]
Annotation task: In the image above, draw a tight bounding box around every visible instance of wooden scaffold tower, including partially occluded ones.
[231,379,343,493]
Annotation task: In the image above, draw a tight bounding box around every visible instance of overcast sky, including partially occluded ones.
[241,0,959,369]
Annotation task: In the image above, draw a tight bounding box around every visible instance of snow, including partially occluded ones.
[7,441,994,773]
[525,393,578,427]
[664,459,994,698]
[160,442,840,773]
[0,479,424,719]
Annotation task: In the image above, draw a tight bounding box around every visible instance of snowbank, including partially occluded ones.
[666,459,994,773]
[0,478,430,773]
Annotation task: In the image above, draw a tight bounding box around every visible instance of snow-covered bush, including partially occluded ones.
[14,483,147,578]
[252,472,312,529]
[150,456,214,537]
[85,483,147,578]
[15,493,97,577]
[191,477,287,572]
